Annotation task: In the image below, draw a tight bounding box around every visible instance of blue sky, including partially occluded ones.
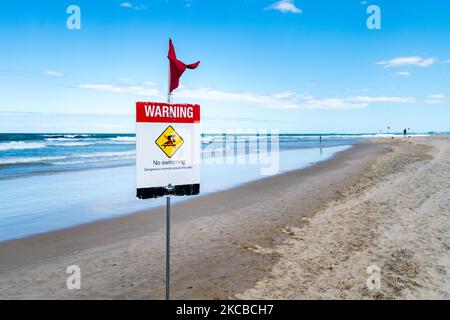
[0,0,449,133]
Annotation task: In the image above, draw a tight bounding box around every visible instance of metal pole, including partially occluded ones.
[166,40,171,300]
[166,196,170,300]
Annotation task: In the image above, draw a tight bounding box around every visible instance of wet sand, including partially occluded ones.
[1,140,389,299]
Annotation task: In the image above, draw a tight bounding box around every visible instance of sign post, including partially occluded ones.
[166,195,170,300]
[166,86,172,301]
[136,101,201,299]
[137,37,200,300]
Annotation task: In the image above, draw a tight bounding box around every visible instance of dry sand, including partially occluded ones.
[238,137,450,299]
[0,137,448,299]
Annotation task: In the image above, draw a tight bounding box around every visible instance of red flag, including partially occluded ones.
[168,38,200,94]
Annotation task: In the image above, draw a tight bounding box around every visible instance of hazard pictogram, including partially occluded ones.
[155,125,184,158]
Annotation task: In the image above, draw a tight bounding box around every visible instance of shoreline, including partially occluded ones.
[0,144,352,242]
[0,160,135,181]
[0,140,355,181]
[0,140,384,299]
[0,143,356,245]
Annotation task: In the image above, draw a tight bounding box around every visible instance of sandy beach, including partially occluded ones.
[239,136,450,299]
[1,136,449,299]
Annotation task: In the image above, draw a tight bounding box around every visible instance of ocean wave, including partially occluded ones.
[0,156,66,165]
[53,156,135,166]
[201,136,216,144]
[201,133,430,143]
[201,146,230,153]
[353,133,430,138]
[109,137,136,142]
[0,141,47,151]
[45,136,136,144]
[0,151,136,166]
[47,142,95,147]
[51,151,136,165]
[44,134,91,139]
[45,138,83,142]
[76,151,136,158]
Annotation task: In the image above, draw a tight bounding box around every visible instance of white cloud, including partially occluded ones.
[305,98,367,110]
[428,94,445,99]
[349,96,416,104]
[345,87,370,93]
[272,91,297,99]
[176,87,415,110]
[43,70,64,77]
[425,94,447,105]
[394,71,411,77]
[75,83,159,96]
[377,56,437,68]
[177,88,302,109]
[73,81,417,111]
[120,2,133,8]
[265,0,302,14]
[120,2,147,10]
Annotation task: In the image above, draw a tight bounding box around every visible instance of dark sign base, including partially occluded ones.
[137,184,200,199]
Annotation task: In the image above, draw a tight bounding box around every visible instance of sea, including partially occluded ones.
[0,132,425,241]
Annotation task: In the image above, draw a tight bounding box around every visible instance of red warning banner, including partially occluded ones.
[136,102,200,123]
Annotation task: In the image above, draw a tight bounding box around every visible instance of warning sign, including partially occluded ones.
[155,125,184,158]
[136,102,200,199]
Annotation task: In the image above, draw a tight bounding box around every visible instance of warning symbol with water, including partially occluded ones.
[155,125,184,158]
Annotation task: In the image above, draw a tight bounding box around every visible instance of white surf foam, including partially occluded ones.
[0,142,47,151]
[0,156,67,165]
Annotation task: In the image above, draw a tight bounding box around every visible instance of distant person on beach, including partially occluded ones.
[404,128,407,136]
[319,135,322,144]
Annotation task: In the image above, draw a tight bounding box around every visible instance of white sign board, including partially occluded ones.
[136,102,201,199]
